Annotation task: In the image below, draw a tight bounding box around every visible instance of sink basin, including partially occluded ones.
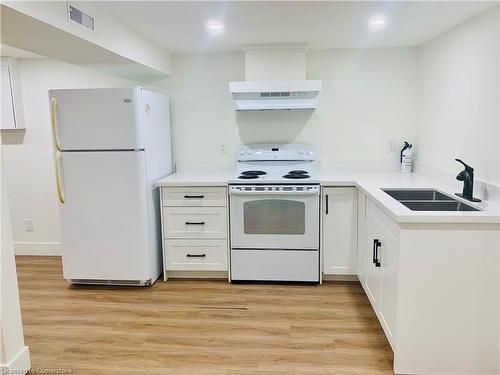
[400,201,480,212]
[383,189,454,201]
[382,189,480,212]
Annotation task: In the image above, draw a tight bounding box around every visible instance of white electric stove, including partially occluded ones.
[229,143,320,282]
[229,143,319,184]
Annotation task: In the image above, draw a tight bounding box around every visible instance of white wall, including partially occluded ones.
[244,47,307,80]
[308,48,417,169]
[416,8,500,192]
[0,157,30,372]
[2,58,134,255]
[148,48,418,172]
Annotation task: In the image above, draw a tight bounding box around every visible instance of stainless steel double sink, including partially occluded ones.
[382,189,480,212]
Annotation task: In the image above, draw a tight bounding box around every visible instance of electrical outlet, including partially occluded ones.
[387,141,396,153]
[220,144,228,153]
[24,219,33,232]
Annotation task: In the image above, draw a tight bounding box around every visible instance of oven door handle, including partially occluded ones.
[229,190,319,196]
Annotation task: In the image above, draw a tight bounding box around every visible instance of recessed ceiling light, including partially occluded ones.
[206,19,225,35]
[368,14,387,31]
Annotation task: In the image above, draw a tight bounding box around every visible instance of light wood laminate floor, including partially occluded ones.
[16,256,394,375]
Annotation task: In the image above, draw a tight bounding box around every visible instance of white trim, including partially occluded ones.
[0,346,30,374]
[166,270,228,279]
[323,274,359,282]
[14,242,60,256]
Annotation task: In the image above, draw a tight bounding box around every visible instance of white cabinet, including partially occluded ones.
[164,239,227,271]
[356,190,366,282]
[364,217,382,307]
[321,187,399,346]
[322,187,357,275]
[163,206,227,238]
[379,237,399,342]
[162,186,227,207]
[362,200,400,349]
[161,186,228,280]
[0,57,24,129]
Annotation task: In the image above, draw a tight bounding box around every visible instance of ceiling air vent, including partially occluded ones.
[68,4,95,31]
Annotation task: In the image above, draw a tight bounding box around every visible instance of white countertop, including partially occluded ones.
[157,171,500,224]
[157,172,233,187]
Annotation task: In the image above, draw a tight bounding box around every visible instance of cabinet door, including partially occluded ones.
[379,237,399,345]
[1,65,16,129]
[322,187,357,275]
[364,217,381,308]
[356,190,366,282]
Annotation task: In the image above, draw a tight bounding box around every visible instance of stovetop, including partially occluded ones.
[231,166,318,183]
[229,143,319,184]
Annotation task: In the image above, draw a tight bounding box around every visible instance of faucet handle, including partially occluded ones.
[455,158,473,172]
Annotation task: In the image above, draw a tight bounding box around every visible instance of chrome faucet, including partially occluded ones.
[455,159,481,202]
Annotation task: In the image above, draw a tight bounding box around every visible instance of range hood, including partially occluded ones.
[229,44,321,111]
[229,80,321,111]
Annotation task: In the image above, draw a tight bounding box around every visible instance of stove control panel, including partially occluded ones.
[229,185,320,195]
[237,143,315,161]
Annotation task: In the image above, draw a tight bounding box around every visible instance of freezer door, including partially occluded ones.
[58,151,152,281]
[49,88,144,150]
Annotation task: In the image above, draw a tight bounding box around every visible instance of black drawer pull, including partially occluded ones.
[184,195,204,199]
[185,221,205,225]
[186,254,206,258]
[374,239,381,268]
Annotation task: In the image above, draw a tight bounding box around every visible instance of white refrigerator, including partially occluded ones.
[49,88,172,286]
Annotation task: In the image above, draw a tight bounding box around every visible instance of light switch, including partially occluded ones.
[387,141,396,153]
[24,219,33,232]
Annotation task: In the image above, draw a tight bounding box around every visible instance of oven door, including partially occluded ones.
[230,190,319,250]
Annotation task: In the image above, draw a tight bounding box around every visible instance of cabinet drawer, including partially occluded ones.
[162,187,227,207]
[165,239,227,271]
[163,207,227,238]
[366,200,399,245]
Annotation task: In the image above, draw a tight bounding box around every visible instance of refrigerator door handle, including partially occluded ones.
[51,97,62,151]
[55,150,65,204]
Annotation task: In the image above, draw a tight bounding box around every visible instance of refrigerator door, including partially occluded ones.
[49,88,144,151]
[58,150,151,282]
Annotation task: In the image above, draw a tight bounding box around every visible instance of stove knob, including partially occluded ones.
[246,149,252,155]
[298,147,304,154]
[305,147,312,155]
[239,149,245,155]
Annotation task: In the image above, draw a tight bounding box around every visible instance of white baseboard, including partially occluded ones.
[166,270,229,280]
[0,346,30,374]
[14,242,61,256]
[323,274,359,282]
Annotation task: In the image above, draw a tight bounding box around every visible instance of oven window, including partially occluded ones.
[243,199,305,235]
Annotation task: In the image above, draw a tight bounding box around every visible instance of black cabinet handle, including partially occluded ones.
[372,239,377,264]
[375,240,381,268]
[184,195,204,199]
[185,221,205,225]
[326,194,329,214]
[186,254,206,258]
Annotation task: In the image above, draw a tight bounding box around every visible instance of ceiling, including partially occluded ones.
[90,1,498,53]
